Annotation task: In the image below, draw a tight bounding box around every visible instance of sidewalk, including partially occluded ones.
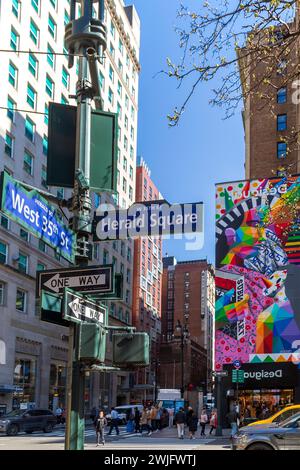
[149,426,232,439]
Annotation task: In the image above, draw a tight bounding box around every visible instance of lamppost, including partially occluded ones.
[174,320,189,399]
[152,359,160,403]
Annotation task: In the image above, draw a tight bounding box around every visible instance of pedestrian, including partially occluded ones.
[187,408,198,439]
[55,406,62,424]
[108,407,120,436]
[134,407,141,433]
[199,408,208,437]
[209,409,217,435]
[168,407,174,428]
[141,407,151,435]
[95,410,107,446]
[175,407,186,439]
[226,407,239,438]
[155,405,161,432]
[150,406,157,432]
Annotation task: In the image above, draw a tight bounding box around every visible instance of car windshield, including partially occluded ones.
[3,409,24,417]
[280,412,300,428]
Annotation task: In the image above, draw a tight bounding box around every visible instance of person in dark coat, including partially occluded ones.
[134,407,141,433]
[187,408,198,439]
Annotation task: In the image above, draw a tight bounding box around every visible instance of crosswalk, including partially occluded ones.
[28,426,137,439]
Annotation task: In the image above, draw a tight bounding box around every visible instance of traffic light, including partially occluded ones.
[79,322,106,363]
[112,332,150,366]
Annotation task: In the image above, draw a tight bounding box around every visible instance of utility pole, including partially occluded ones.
[64,0,106,450]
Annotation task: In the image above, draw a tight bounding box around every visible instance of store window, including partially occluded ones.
[49,363,67,411]
[13,358,37,408]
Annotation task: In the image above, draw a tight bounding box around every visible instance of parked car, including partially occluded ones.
[247,404,300,427]
[232,411,300,450]
[0,409,57,436]
[106,405,143,425]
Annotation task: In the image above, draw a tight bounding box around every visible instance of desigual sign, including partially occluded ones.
[223,363,298,388]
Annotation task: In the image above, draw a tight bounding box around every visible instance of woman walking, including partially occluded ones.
[95,410,107,446]
[209,409,217,435]
[187,409,198,439]
[199,408,208,437]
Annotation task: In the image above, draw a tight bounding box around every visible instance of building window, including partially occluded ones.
[99,71,104,89]
[129,186,133,201]
[126,269,131,284]
[117,81,122,97]
[62,67,70,89]
[117,102,122,120]
[125,74,129,87]
[28,53,38,78]
[30,19,39,45]
[44,104,49,125]
[125,290,130,304]
[0,214,9,230]
[31,0,39,14]
[118,38,123,55]
[5,133,14,158]
[0,242,7,264]
[7,96,16,121]
[103,249,109,265]
[12,0,20,18]
[27,84,36,109]
[108,87,114,105]
[46,75,54,98]
[124,136,128,151]
[48,15,56,39]
[41,166,47,188]
[61,94,68,105]
[110,21,115,38]
[130,145,134,159]
[8,62,18,88]
[277,142,287,159]
[122,177,127,193]
[20,229,29,242]
[121,242,125,257]
[118,59,123,75]
[125,94,129,109]
[37,262,45,271]
[127,247,131,261]
[18,252,28,274]
[39,239,46,252]
[47,44,55,69]
[277,87,287,104]
[64,9,70,26]
[0,282,5,306]
[25,116,35,142]
[112,256,117,270]
[277,114,287,131]
[43,135,48,155]
[50,0,57,9]
[10,27,19,52]
[24,150,34,175]
[109,65,114,82]
[16,289,27,312]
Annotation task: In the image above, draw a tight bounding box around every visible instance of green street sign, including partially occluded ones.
[0,171,76,263]
[40,290,69,327]
[47,103,118,193]
[232,369,245,383]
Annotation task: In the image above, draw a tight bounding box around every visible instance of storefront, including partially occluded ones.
[221,363,300,423]
[48,362,67,412]
[12,357,37,409]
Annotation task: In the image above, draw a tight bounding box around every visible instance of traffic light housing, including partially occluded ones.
[112,332,150,367]
[79,322,106,363]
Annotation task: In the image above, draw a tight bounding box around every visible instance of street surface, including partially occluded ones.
[0,425,231,451]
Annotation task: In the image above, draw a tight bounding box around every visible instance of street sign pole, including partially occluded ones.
[215,375,222,437]
[64,0,107,451]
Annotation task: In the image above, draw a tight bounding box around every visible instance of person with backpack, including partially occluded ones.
[94,410,107,446]
[199,408,208,437]
[175,407,186,439]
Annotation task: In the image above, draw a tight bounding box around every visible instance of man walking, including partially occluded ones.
[175,407,186,439]
[226,407,239,438]
[108,407,120,436]
[95,410,107,446]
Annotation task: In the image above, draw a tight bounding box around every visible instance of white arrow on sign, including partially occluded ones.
[68,298,104,324]
[44,273,106,293]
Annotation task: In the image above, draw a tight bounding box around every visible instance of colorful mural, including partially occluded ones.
[215,176,300,369]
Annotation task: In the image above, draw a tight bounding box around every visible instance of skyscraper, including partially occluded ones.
[0,0,140,413]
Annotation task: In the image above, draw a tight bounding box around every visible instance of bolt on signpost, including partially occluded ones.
[64,0,107,451]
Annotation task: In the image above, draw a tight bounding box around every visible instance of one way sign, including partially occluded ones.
[37,265,113,297]
[63,289,107,325]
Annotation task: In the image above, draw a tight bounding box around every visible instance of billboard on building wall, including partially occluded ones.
[215,175,300,370]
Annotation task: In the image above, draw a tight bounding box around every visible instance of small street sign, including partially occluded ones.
[37,265,113,297]
[233,360,242,369]
[0,171,76,263]
[62,288,107,325]
[232,369,245,384]
[93,201,204,241]
[213,370,228,377]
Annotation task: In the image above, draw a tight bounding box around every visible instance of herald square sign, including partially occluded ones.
[0,171,76,263]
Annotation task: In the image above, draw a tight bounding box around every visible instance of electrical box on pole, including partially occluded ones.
[79,322,106,363]
[112,332,150,367]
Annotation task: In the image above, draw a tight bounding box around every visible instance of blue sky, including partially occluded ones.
[130,0,245,264]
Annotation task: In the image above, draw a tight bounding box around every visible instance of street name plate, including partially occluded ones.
[0,171,76,263]
[213,371,228,377]
[37,265,113,297]
[62,288,107,324]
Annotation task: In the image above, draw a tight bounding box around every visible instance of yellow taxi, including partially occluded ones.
[248,404,300,426]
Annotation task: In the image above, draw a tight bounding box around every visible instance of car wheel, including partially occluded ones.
[43,423,54,433]
[247,443,273,450]
[7,424,19,436]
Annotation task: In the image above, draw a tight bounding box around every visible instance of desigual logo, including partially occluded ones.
[244,370,283,381]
